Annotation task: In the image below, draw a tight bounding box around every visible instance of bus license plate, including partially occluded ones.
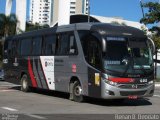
[128,96,138,99]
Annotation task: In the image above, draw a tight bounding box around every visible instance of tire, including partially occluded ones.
[21,74,30,92]
[72,81,84,102]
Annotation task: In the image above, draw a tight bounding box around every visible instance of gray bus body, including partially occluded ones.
[3,23,155,101]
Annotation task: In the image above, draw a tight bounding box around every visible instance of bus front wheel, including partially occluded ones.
[21,74,30,92]
[72,81,84,102]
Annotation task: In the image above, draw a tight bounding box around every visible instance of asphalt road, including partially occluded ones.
[0,81,160,120]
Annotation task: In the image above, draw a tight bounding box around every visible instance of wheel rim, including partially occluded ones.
[74,85,82,96]
[22,78,27,89]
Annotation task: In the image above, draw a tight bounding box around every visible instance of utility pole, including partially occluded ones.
[140,0,145,18]
[88,0,90,22]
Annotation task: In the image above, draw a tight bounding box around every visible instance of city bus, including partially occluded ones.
[3,23,155,102]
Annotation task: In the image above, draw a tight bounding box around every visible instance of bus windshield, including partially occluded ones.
[103,37,153,74]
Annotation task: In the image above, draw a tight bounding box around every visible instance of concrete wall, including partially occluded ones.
[5,0,12,16]
[52,0,59,24]
[16,0,27,33]
[76,0,83,14]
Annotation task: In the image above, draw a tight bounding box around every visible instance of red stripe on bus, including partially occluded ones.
[108,78,134,83]
[28,57,38,87]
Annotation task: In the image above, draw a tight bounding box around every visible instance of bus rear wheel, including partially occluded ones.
[72,81,84,102]
[21,74,30,92]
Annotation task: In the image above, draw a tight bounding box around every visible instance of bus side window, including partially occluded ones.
[32,37,42,55]
[56,33,68,55]
[11,40,20,57]
[7,40,12,58]
[21,39,32,56]
[56,32,77,56]
[69,35,78,55]
[43,35,56,55]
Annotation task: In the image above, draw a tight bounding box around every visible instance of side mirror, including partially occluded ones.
[102,38,106,52]
[148,37,156,55]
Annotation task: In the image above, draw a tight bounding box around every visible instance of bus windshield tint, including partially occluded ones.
[103,38,153,74]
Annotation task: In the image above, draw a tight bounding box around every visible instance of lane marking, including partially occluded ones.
[1,107,18,112]
[0,89,18,92]
[26,114,46,120]
[0,85,21,87]
[155,84,160,87]
[154,95,160,97]
[0,88,18,92]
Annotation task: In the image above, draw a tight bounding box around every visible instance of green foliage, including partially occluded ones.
[111,21,127,26]
[140,2,160,24]
[0,14,18,37]
[26,22,49,32]
[140,2,160,49]
[152,35,160,49]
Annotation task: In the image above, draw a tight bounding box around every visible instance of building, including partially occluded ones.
[5,0,27,33]
[29,0,52,26]
[29,0,89,26]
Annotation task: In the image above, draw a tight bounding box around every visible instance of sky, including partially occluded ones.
[0,0,159,23]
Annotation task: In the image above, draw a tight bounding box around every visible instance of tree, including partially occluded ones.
[111,21,127,26]
[140,2,160,49]
[26,22,49,32]
[0,14,18,37]
[140,2,160,25]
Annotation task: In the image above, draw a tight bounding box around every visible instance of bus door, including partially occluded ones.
[86,35,102,98]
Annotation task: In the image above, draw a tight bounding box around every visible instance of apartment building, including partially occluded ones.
[29,0,52,25]
[29,0,89,26]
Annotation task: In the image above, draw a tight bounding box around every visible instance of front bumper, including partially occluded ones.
[101,79,155,99]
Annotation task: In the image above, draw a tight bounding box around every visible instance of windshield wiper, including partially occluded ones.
[122,57,133,76]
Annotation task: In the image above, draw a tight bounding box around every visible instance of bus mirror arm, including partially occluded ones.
[148,37,156,55]
[102,38,106,52]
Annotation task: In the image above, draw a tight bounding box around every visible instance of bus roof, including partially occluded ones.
[9,23,146,40]
[75,23,146,38]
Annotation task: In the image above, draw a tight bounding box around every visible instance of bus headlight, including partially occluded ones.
[148,80,154,85]
[104,79,118,86]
